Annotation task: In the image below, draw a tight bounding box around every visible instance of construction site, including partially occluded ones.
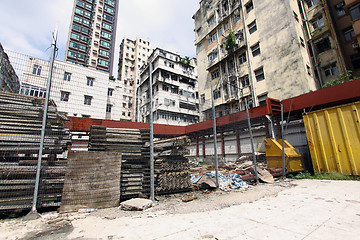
[0,76,359,239]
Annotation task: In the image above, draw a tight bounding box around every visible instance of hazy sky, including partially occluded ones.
[0,0,200,71]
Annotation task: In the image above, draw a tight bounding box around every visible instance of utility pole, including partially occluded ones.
[149,61,155,201]
[211,85,219,188]
[245,98,259,184]
[281,103,286,178]
[27,26,58,219]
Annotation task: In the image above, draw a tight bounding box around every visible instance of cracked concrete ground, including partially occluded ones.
[1,179,360,240]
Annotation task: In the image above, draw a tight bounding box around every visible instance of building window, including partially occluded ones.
[323,63,338,77]
[196,27,202,36]
[208,51,218,63]
[255,67,265,81]
[349,3,360,20]
[106,104,112,113]
[251,43,261,57]
[201,94,205,103]
[351,53,360,69]
[306,65,312,76]
[169,62,174,68]
[343,27,355,42]
[162,84,169,91]
[336,2,346,17]
[248,21,257,34]
[207,15,215,26]
[60,91,70,102]
[198,43,204,52]
[258,94,267,106]
[238,52,247,65]
[208,31,218,44]
[311,15,324,30]
[293,11,299,22]
[305,0,318,8]
[241,75,249,87]
[300,37,305,48]
[213,89,221,99]
[32,64,42,75]
[84,95,92,105]
[87,77,94,86]
[245,0,253,13]
[108,88,113,96]
[233,13,241,23]
[64,72,71,81]
[315,38,331,53]
[211,69,220,80]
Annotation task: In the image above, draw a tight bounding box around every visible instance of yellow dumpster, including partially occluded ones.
[303,101,360,175]
[264,139,304,172]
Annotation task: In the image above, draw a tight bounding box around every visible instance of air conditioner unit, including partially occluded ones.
[352,42,359,48]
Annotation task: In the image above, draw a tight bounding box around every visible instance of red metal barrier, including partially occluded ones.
[66,79,360,136]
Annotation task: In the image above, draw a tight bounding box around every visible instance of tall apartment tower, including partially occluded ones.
[137,48,199,126]
[193,0,318,121]
[65,0,119,74]
[117,38,152,121]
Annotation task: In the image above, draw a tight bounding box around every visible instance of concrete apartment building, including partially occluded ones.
[137,48,199,126]
[65,0,119,74]
[299,0,360,86]
[193,0,318,120]
[0,43,20,93]
[117,38,152,121]
[19,58,121,119]
[299,0,347,86]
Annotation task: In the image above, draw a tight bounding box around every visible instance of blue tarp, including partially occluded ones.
[191,172,248,190]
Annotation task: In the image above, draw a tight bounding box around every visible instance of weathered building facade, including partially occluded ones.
[193,0,318,121]
[20,58,121,119]
[117,38,152,121]
[137,48,199,126]
[0,43,20,93]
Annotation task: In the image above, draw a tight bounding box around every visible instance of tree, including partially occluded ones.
[223,30,237,54]
[180,56,191,66]
[323,70,359,88]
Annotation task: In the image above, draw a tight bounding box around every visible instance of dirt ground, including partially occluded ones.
[0,180,293,240]
[2,179,359,240]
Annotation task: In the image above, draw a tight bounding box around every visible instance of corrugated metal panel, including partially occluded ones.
[303,101,360,175]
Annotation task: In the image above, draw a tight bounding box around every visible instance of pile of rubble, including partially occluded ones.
[190,155,284,191]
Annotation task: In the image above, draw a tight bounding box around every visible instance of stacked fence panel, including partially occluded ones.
[88,126,150,201]
[0,91,70,212]
[154,136,192,194]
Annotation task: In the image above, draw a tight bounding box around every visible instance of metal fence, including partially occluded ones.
[1,48,71,214]
[1,41,123,214]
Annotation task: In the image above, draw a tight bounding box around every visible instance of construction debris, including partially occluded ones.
[182,196,198,202]
[120,198,153,211]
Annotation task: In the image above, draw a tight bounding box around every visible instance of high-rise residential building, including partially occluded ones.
[117,38,152,121]
[137,48,199,126]
[300,0,360,87]
[193,0,318,121]
[0,43,20,93]
[65,0,119,74]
